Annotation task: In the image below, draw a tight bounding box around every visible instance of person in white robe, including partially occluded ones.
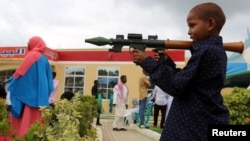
[112,75,129,131]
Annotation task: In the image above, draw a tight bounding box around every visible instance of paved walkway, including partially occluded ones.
[95,113,161,141]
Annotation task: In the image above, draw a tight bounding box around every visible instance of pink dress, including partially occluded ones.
[0,105,43,140]
[10,105,42,137]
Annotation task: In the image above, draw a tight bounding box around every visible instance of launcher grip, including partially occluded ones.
[165,39,244,53]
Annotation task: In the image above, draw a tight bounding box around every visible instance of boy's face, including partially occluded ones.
[186,12,212,43]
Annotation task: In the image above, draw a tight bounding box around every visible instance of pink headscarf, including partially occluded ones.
[13,36,46,78]
[117,82,124,100]
[116,82,128,102]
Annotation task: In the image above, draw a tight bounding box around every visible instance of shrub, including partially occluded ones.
[0,94,99,141]
[0,99,11,136]
[222,87,250,125]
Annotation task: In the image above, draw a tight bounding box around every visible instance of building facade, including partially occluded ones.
[0,46,185,112]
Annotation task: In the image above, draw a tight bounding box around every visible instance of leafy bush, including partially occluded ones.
[222,87,250,124]
[0,99,11,136]
[0,94,99,141]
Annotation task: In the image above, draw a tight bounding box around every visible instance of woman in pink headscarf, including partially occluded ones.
[8,36,54,137]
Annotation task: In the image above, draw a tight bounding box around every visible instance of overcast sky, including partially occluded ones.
[0,0,249,51]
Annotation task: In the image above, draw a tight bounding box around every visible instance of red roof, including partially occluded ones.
[0,46,185,62]
[58,50,185,62]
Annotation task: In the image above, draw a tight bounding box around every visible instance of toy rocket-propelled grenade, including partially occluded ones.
[85,33,244,53]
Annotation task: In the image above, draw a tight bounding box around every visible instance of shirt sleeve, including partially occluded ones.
[140,52,201,98]
[140,42,225,99]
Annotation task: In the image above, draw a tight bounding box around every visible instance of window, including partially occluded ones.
[97,67,119,99]
[64,66,85,94]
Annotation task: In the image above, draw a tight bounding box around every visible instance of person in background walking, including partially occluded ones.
[91,80,103,126]
[4,70,15,112]
[112,75,129,131]
[60,91,75,100]
[138,69,151,128]
[49,71,59,107]
[151,85,172,129]
[0,84,6,99]
[108,90,114,113]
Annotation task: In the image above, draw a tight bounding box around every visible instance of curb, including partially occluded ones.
[96,126,102,141]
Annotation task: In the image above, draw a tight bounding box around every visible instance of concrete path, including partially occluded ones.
[95,113,161,141]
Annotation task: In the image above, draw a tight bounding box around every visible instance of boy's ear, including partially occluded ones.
[207,18,216,31]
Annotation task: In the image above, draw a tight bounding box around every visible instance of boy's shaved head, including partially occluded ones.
[190,2,226,32]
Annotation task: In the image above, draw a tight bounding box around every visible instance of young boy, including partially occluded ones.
[132,2,229,141]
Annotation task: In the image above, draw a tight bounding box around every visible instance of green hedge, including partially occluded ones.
[222,87,250,125]
[0,94,99,141]
[0,99,11,136]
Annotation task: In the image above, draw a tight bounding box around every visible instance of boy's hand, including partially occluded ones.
[132,49,149,65]
[153,49,168,61]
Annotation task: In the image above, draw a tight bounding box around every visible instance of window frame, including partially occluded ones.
[64,66,85,94]
[97,66,120,100]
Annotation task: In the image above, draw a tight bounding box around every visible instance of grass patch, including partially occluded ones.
[149,125,163,134]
